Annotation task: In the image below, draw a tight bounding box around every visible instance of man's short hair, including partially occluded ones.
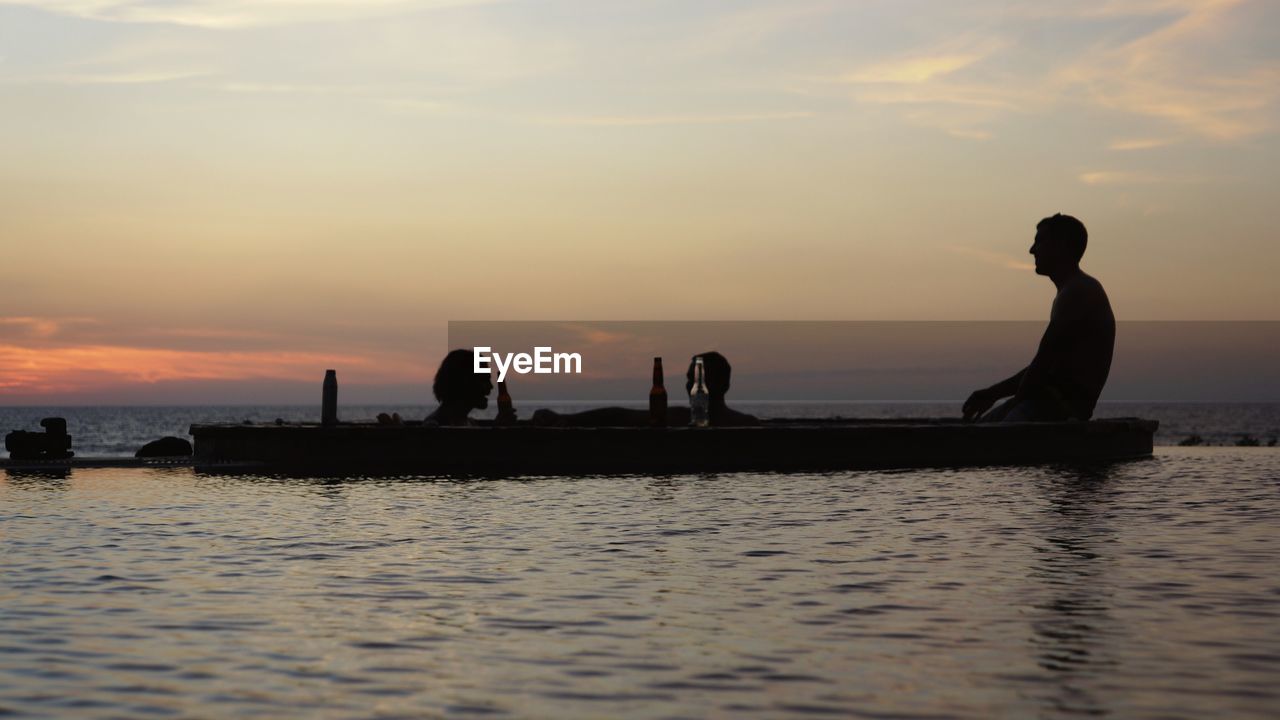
[1037,213,1088,263]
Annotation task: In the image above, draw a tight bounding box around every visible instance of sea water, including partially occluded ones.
[2,448,1278,718]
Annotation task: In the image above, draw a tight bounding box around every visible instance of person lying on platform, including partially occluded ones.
[531,351,759,427]
[425,349,494,426]
[962,213,1115,423]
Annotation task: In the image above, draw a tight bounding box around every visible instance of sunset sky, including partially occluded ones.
[1,0,1277,403]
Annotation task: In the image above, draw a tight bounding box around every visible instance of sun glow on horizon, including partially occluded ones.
[0,342,429,397]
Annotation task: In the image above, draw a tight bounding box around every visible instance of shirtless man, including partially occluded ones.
[963,214,1115,422]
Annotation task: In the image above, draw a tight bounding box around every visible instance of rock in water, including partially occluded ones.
[135,436,193,458]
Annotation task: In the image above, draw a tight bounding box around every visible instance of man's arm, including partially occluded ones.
[963,368,1026,421]
[965,310,1075,421]
[964,279,1092,420]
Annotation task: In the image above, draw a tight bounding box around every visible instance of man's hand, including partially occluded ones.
[983,398,1014,423]
[963,388,998,421]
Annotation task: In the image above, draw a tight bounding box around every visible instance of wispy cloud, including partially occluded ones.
[0,317,97,340]
[216,81,360,95]
[1006,0,1240,19]
[0,0,501,29]
[1108,137,1179,150]
[817,0,1277,143]
[830,39,1021,139]
[211,82,461,114]
[1055,0,1280,140]
[27,69,213,85]
[842,53,986,85]
[692,1,839,54]
[533,112,815,127]
[1077,169,1215,184]
[843,80,1025,139]
[947,246,1035,271]
[946,128,993,141]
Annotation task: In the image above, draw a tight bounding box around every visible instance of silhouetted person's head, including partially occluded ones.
[433,349,492,411]
[686,351,731,401]
[1031,214,1087,277]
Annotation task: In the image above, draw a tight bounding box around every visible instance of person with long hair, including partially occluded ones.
[425,349,494,426]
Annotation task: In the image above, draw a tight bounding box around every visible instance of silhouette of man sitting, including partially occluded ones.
[532,351,759,427]
[425,349,494,426]
[963,214,1115,422]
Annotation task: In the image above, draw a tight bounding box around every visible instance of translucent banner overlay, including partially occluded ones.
[448,321,1280,403]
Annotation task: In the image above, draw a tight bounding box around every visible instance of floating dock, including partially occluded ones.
[185,418,1158,475]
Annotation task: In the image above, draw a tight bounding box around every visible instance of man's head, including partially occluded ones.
[1031,213,1088,276]
[433,348,493,409]
[686,351,731,400]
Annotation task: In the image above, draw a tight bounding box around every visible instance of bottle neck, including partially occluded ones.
[652,360,663,386]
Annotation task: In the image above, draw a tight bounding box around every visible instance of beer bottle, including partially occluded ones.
[496,380,516,426]
[690,357,710,427]
[649,357,667,427]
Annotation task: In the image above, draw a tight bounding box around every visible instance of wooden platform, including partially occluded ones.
[187,418,1158,475]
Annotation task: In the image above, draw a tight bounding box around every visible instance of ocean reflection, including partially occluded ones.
[1,453,1277,719]
[1026,464,1122,716]
[4,468,71,484]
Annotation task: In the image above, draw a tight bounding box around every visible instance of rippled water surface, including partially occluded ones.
[3,449,1278,718]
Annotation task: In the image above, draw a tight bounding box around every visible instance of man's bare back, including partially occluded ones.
[1041,269,1115,419]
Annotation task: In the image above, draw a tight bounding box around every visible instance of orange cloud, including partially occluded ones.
[0,344,429,396]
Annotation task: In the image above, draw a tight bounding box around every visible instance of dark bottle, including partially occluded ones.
[649,357,667,427]
[496,380,516,426]
[321,369,338,425]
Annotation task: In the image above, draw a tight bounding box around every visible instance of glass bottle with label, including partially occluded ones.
[690,357,710,427]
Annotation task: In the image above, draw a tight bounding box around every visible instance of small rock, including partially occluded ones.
[135,437,193,458]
